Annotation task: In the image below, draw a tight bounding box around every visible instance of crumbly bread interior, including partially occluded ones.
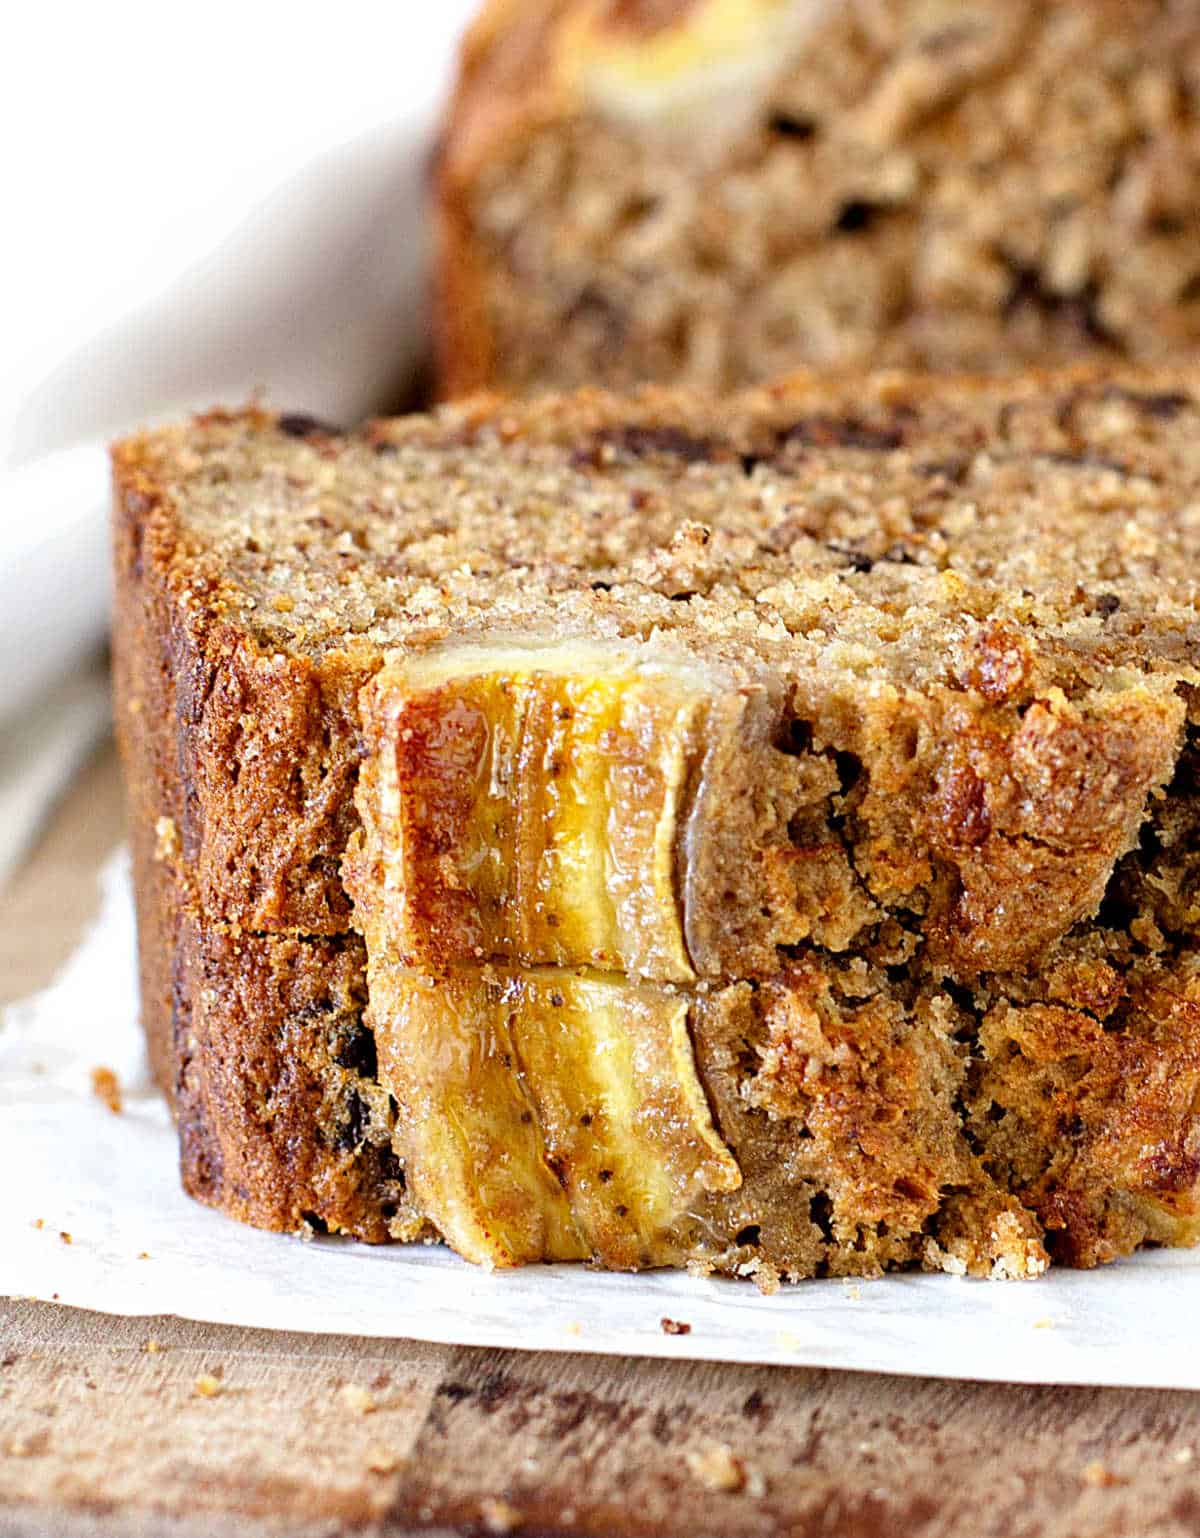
[441,0,1200,393]
[114,369,1200,1280]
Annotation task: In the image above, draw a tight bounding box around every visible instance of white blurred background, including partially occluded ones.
[0,0,480,878]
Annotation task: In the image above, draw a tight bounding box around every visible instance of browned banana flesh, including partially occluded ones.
[353,638,809,981]
[368,965,740,1270]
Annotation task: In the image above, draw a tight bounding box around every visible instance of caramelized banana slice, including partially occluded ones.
[355,641,721,981]
[369,965,740,1269]
[510,970,740,1267]
[370,966,587,1268]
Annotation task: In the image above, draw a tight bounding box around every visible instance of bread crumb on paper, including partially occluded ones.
[90,1066,123,1114]
[30,1218,43,1231]
[58,1232,72,1245]
[660,1317,691,1336]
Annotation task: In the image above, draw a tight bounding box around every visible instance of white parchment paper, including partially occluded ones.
[3,851,1199,1388]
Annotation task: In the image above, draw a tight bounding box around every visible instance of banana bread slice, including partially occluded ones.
[435,0,1200,396]
[113,367,1200,1280]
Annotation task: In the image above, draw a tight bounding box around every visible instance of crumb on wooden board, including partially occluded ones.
[480,1496,523,1533]
[684,1443,766,1495]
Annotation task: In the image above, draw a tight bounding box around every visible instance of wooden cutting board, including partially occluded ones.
[3,742,1200,1538]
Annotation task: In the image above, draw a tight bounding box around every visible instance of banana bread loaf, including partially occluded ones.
[435,0,1200,397]
[112,366,1200,1282]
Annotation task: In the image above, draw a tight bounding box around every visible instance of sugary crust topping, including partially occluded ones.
[112,368,1200,692]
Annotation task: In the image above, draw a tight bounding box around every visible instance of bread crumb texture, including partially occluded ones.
[438,0,1200,394]
[90,1066,122,1114]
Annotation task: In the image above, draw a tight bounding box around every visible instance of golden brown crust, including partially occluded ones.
[171,917,424,1242]
[111,439,190,1101]
[111,440,425,1242]
[111,429,369,934]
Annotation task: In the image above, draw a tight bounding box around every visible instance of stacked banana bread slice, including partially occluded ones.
[436,0,1200,396]
[113,366,1200,1283]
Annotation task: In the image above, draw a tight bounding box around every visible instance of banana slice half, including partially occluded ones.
[370,965,741,1269]
[560,0,833,157]
[353,639,745,982]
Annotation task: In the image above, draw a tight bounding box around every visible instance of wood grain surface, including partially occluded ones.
[3,743,1200,1538]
